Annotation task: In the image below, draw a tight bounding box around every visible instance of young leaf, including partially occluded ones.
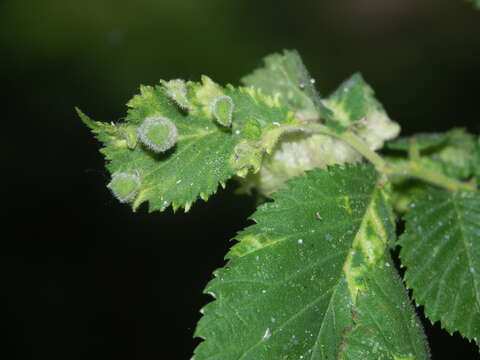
[194,165,429,359]
[386,129,476,180]
[323,73,400,147]
[384,129,477,213]
[79,77,293,212]
[241,49,331,122]
[399,190,480,342]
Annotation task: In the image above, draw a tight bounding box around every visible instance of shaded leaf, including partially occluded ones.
[194,165,429,359]
[339,256,429,359]
[399,190,480,342]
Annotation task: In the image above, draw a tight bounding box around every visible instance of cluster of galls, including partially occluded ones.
[107,79,235,203]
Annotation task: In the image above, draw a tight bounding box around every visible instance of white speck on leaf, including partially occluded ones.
[262,328,271,340]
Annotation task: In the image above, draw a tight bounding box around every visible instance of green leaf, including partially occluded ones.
[385,129,477,212]
[385,133,448,152]
[241,49,331,122]
[399,190,480,342]
[80,76,294,212]
[323,73,400,148]
[194,165,429,359]
[338,258,429,359]
[418,129,476,179]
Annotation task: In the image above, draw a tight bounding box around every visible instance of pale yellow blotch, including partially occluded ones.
[343,248,367,301]
[239,86,280,108]
[231,234,289,258]
[192,75,225,119]
[171,201,181,212]
[343,189,389,303]
[355,110,400,151]
[132,189,147,211]
[184,201,192,213]
[230,234,264,257]
[359,211,388,264]
[113,139,128,149]
[341,196,352,214]
[322,98,350,127]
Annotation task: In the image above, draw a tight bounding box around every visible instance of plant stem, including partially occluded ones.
[306,123,476,192]
[339,131,387,172]
[388,162,476,192]
[307,123,387,171]
[408,137,421,162]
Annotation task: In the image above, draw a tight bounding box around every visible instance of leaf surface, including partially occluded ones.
[194,165,429,359]
[323,74,399,146]
[79,78,293,212]
[241,49,331,122]
[399,190,480,342]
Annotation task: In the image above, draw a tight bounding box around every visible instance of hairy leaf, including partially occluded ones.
[194,165,429,359]
[323,73,400,148]
[241,49,331,122]
[79,76,293,212]
[399,190,480,342]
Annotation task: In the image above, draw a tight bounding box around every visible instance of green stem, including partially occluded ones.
[339,131,387,172]
[408,137,421,162]
[305,123,476,192]
[388,162,476,192]
[307,124,387,171]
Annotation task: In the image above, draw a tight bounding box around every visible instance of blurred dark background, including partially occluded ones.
[3,0,480,358]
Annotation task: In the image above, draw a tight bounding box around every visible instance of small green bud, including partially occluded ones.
[138,116,178,153]
[161,79,192,111]
[242,118,262,140]
[212,96,234,127]
[107,172,141,203]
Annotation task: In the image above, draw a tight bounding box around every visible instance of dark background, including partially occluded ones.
[3,0,480,358]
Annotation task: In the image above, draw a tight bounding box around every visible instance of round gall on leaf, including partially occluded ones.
[138,116,178,153]
[212,96,234,127]
[107,172,141,203]
[160,79,192,111]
